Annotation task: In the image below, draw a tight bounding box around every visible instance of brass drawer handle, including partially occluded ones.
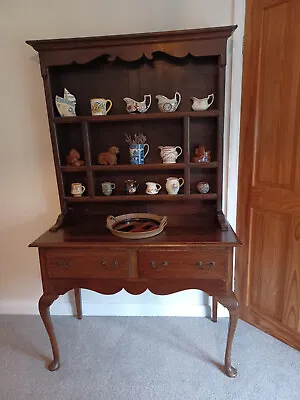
[209,261,215,270]
[56,260,72,268]
[196,261,204,269]
[100,260,119,270]
[151,261,168,269]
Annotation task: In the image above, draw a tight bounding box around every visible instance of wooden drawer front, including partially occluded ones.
[44,249,129,278]
[139,250,227,279]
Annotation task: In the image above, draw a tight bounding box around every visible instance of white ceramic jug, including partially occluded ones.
[146,182,162,195]
[156,92,181,112]
[158,146,183,163]
[165,177,184,195]
[191,94,214,111]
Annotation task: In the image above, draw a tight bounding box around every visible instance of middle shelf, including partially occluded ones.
[60,162,218,172]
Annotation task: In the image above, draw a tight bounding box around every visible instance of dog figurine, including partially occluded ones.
[98,146,119,165]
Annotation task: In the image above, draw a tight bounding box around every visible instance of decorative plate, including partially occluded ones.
[106,213,167,240]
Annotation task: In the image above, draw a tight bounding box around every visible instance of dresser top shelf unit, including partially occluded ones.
[27,25,237,232]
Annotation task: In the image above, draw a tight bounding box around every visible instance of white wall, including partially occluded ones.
[0,0,245,316]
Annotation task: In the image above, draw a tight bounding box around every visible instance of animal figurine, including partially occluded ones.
[66,148,85,167]
[192,145,211,163]
[98,146,119,165]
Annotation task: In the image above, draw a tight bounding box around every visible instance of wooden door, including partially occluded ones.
[236,0,300,350]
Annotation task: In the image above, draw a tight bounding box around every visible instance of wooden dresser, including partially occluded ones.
[28,25,241,378]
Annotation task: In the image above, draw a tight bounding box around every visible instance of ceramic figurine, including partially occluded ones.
[123,95,151,113]
[55,88,76,117]
[66,149,85,167]
[197,181,210,194]
[192,145,211,163]
[191,94,214,111]
[156,92,181,112]
[98,146,119,165]
[158,145,182,164]
[125,179,139,195]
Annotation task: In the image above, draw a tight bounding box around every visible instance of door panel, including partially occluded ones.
[236,0,300,350]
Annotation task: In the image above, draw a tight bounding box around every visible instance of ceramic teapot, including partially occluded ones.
[123,94,151,113]
[158,145,183,164]
[191,94,214,111]
[125,179,139,195]
[156,92,181,112]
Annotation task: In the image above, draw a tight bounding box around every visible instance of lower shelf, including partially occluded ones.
[64,194,217,202]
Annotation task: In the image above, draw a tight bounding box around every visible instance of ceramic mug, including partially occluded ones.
[129,143,150,165]
[101,182,115,196]
[146,182,162,195]
[166,177,184,195]
[90,98,113,115]
[71,182,85,197]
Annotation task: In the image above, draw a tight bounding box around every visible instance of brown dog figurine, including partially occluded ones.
[98,146,119,165]
[66,148,85,167]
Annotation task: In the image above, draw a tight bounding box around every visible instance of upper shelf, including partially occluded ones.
[53,110,220,124]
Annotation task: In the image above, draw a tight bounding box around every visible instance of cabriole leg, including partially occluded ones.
[218,294,239,378]
[38,293,60,371]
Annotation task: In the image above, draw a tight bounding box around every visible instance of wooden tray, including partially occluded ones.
[106,213,167,239]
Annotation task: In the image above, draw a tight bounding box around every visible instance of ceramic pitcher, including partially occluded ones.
[159,146,182,164]
[156,92,181,112]
[165,177,184,195]
[191,94,214,111]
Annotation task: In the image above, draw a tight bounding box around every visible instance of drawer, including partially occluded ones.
[139,250,227,279]
[44,249,129,278]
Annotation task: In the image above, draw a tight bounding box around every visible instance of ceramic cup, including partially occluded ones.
[196,181,210,194]
[90,98,113,115]
[165,177,184,195]
[101,182,115,196]
[146,182,162,195]
[129,143,149,165]
[71,182,85,197]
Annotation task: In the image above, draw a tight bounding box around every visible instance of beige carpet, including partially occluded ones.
[0,315,299,400]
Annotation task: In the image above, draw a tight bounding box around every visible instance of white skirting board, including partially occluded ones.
[0,300,229,317]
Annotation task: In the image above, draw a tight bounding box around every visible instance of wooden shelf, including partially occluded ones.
[60,163,219,172]
[64,193,217,202]
[60,164,185,172]
[60,166,87,172]
[91,163,185,172]
[188,162,218,168]
[53,110,220,124]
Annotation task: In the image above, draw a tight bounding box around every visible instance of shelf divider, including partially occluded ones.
[82,121,94,197]
[183,116,190,194]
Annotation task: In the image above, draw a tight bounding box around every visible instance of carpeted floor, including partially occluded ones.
[0,315,299,400]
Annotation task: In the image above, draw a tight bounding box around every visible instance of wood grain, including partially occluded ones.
[236,0,300,350]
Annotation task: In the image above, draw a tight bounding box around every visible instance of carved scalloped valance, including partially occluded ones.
[27,25,237,69]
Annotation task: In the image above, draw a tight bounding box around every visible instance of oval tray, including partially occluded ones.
[106,213,167,240]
